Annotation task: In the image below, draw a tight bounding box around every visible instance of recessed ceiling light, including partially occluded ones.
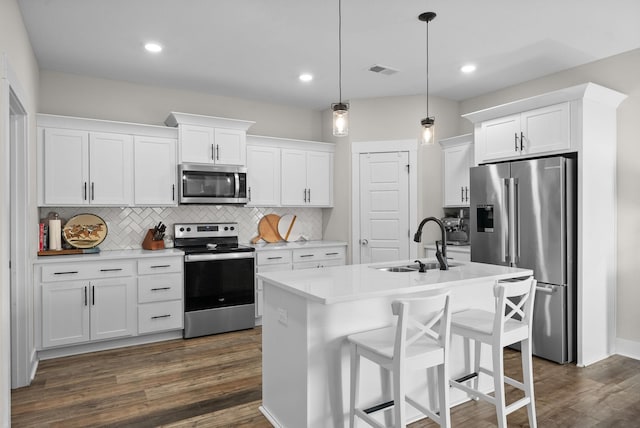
[461,64,476,74]
[144,42,163,53]
[299,73,313,82]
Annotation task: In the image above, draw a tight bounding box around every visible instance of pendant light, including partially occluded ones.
[332,0,348,137]
[419,11,436,145]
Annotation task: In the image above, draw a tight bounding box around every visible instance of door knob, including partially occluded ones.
[360,239,369,246]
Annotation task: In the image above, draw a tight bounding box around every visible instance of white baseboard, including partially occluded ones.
[616,337,640,361]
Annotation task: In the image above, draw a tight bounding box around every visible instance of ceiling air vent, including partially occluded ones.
[368,64,399,76]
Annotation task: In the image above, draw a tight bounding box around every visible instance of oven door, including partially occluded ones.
[184,252,255,312]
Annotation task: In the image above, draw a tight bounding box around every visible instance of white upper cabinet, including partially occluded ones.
[476,102,570,163]
[281,149,333,207]
[246,143,280,206]
[165,112,254,166]
[37,114,178,207]
[440,134,473,207]
[41,128,133,206]
[134,136,178,206]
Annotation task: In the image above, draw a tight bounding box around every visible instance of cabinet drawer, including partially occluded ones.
[41,260,135,282]
[138,273,183,303]
[138,301,183,334]
[292,246,345,263]
[257,250,292,266]
[138,257,182,275]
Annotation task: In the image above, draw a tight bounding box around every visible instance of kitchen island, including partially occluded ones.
[258,259,532,428]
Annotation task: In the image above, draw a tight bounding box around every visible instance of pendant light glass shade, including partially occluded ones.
[331,0,348,137]
[419,11,436,145]
[333,102,349,137]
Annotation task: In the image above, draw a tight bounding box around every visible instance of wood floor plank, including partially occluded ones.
[11,327,640,427]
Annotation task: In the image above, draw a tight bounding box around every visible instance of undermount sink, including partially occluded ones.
[374,261,461,272]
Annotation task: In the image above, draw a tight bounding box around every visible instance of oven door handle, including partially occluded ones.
[185,252,255,262]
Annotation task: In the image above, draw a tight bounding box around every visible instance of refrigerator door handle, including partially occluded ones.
[513,177,519,264]
[536,284,559,295]
[507,177,517,265]
[502,178,510,263]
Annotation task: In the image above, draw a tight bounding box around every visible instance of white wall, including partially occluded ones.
[0,0,40,424]
[459,49,640,352]
[39,70,323,141]
[321,94,461,257]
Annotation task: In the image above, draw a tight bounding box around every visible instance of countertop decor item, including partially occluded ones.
[62,213,107,249]
[142,221,166,250]
[278,214,302,242]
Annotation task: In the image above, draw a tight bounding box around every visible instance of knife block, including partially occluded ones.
[142,229,165,250]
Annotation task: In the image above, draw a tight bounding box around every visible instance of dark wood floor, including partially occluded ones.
[11,327,640,427]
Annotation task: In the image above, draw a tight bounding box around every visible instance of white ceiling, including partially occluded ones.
[18,0,640,110]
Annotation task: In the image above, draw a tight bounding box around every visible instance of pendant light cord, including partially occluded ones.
[425,16,430,118]
[338,0,343,103]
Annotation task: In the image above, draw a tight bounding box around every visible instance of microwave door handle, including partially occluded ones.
[234,173,240,198]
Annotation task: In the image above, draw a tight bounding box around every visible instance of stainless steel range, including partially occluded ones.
[174,222,255,338]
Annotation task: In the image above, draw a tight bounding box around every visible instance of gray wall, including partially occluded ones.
[458,49,640,347]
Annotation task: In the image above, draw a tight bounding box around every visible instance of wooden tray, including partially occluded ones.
[38,248,100,256]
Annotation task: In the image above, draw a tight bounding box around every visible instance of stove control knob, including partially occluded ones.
[230,226,235,231]
[224,226,229,231]
[179,227,184,232]
[186,227,191,232]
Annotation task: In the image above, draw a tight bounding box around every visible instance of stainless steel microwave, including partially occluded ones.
[179,164,248,205]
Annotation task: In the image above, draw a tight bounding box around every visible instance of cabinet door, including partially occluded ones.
[179,124,215,164]
[42,281,90,348]
[255,263,292,318]
[281,149,308,206]
[89,132,133,205]
[521,103,570,156]
[306,151,333,206]
[90,277,136,341]
[214,128,246,165]
[42,128,89,205]
[479,114,521,162]
[442,143,471,207]
[246,145,280,206]
[134,136,177,206]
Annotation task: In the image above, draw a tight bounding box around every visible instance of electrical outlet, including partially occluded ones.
[277,307,288,325]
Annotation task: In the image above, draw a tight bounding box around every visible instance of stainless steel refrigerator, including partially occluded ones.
[470,156,576,364]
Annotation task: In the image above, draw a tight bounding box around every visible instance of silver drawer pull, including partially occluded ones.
[53,271,78,275]
[267,257,283,260]
[151,314,171,319]
[151,287,171,291]
[150,264,171,268]
[100,268,123,272]
[299,254,314,258]
[325,252,339,256]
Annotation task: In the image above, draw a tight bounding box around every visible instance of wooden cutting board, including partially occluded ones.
[278,214,301,242]
[251,214,282,243]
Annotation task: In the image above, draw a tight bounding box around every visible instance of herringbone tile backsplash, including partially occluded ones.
[40,206,323,250]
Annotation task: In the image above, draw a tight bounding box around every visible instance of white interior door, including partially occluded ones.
[359,152,410,263]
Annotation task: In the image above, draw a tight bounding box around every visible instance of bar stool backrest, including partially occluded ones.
[493,277,537,347]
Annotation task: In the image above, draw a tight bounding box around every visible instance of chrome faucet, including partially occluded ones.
[414,217,448,270]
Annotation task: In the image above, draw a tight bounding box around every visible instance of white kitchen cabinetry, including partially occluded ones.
[41,128,133,206]
[440,134,473,207]
[134,136,178,206]
[165,112,255,166]
[254,243,346,318]
[37,114,178,207]
[246,144,280,206]
[137,257,183,334]
[477,102,570,163]
[281,149,333,207]
[40,260,136,348]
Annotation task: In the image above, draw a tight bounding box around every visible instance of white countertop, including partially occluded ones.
[34,248,185,264]
[249,240,347,251]
[257,259,532,304]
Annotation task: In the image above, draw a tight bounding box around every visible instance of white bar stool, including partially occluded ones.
[449,276,537,428]
[347,292,451,428]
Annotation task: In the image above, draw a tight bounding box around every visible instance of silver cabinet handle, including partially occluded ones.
[307,188,311,203]
[92,286,95,306]
[84,182,87,200]
[303,188,307,203]
[248,186,252,201]
[461,186,464,202]
[150,264,171,269]
[216,144,220,160]
[325,252,339,256]
[520,131,525,151]
[91,182,95,201]
[84,286,88,306]
[267,256,283,260]
[151,314,171,319]
[172,184,175,201]
[53,271,79,275]
[100,268,122,272]
[465,186,469,202]
[151,287,171,291]
[211,144,215,160]
[299,254,314,258]
[514,133,519,152]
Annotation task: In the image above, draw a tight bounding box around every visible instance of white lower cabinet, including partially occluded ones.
[254,244,346,317]
[40,260,137,348]
[37,254,184,352]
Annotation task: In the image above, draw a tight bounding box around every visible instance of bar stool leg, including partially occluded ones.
[492,345,507,428]
[437,363,451,428]
[473,340,481,397]
[349,345,359,428]
[392,362,406,427]
[521,338,537,428]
